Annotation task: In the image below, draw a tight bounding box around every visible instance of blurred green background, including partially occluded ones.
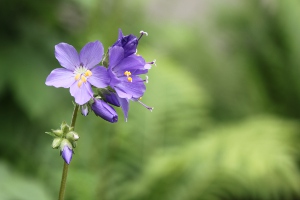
[1,0,300,199]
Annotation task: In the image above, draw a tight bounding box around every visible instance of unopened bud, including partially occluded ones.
[52,138,62,149]
[66,131,79,142]
[61,122,70,134]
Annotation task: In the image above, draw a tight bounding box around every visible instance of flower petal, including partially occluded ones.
[55,43,80,70]
[118,97,129,121]
[88,66,110,88]
[70,82,93,105]
[45,68,75,88]
[112,55,146,76]
[108,46,124,69]
[114,76,146,99]
[79,41,104,69]
[118,28,124,40]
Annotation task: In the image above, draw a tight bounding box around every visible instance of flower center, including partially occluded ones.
[124,71,132,82]
[74,66,93,87]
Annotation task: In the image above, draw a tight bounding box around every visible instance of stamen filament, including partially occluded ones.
[138,30,148,41]
[138,100,153,112]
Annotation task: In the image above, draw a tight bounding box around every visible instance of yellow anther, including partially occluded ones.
[127,77,133,82]
[75,74,80,81]
[139,97,142,100]
[124,71,131,77]
[77,80,83,87]
[85,70,92,77]
[81,75,87,82]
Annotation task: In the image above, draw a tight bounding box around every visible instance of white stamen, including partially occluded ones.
[140,30,148,36]
[151,59,157,66]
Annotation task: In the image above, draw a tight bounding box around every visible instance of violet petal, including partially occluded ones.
[118,97,129,121]
[45,68,75,88]
[114,76,146,99]
[55,43,80,70]
[88,66,110,88]
[118,28,124,40]
[112,55,146,76]
[108,46,124,69]
[79,41,104,69]
[70,82,93,105]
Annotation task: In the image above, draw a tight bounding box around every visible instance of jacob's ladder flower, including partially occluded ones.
[45,41,110,105]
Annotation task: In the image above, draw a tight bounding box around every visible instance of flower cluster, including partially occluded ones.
[46,29,155,123]
[45,29,155,164]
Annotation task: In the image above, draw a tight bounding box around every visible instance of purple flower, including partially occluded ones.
[61,145,73,165]
[112,29,139,58]
[107,46,148,100]
[91,99,118,123]
[45,41,110,105]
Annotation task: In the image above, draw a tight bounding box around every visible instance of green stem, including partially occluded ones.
[58,104,79,200]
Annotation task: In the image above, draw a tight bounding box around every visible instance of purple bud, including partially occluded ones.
[81,104,89,116]
[104,92,121,107]
[61,146,73,165]
[91,99,118,123]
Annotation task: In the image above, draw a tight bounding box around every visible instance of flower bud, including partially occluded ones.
[91,99,118,123]
[61,122,71,134]
[52,138,62,149]
[81,104,89,116]
[66,131,79,142]
[61,145,73,165]
[103,92,120,107]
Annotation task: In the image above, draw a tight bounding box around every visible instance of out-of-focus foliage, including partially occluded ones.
[1,0,300,200]
[121,117,300,200]
[0,162,51,200]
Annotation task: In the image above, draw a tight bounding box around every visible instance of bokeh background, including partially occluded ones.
[1,0,300,199]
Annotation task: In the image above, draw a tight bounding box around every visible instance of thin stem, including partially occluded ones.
[58,104,79,200]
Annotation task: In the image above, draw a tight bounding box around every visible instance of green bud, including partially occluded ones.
[66,131,80,142]
[61,122,70,134]
[52,138,62,149]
